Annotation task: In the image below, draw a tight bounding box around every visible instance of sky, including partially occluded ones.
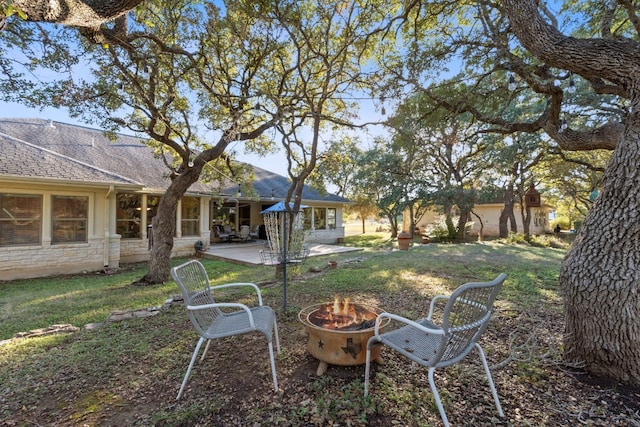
[0,98,390,180]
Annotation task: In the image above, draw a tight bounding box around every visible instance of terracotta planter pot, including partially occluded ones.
[397,231,411,250]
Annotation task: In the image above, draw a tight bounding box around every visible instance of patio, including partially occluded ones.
[200,240,363,266]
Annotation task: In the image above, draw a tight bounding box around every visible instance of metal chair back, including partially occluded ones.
[172,260,223,340]
[437,274,505,367]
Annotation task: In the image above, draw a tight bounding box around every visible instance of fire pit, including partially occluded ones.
[299,298,389,375]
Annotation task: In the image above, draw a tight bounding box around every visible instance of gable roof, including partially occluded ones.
[0,118,350,204]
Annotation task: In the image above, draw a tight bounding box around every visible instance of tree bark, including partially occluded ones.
[136,167,200,284]
[10,0,144,27]
[503,0,640,385]
[456,208,469,241]
[560,115,640,384]
[388,213,398,238]
[499,187,515,238]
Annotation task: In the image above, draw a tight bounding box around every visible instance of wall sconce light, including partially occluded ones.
[188,153,195,168]
[271,189,275,201]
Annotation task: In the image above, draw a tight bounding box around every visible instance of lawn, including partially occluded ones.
[1,235,638,426]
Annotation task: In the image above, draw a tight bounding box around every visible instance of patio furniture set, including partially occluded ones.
[171,259,506,427]
[212,224,259,243]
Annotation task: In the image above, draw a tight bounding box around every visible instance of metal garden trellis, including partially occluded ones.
[260,201,309,309]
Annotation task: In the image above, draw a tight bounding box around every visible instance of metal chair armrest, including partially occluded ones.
[427,295,450,321]
[210,282,264,306]
[375,312,445,338]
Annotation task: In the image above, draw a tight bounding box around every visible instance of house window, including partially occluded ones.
[327,208,336,230]
[0,193,42,246]
[181,196,200,236]
[117,193,142,238]
[314,207,327,230]
[52,196,88,244]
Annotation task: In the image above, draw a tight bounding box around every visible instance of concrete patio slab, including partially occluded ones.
[200,240,362,266]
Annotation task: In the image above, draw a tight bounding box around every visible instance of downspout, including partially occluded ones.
[104,186,115,267]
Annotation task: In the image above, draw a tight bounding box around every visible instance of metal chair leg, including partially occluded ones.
[177,337,205,400]
[475,343,504,417]
[428,367,450,427]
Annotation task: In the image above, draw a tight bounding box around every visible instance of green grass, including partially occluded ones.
[1,241,565,340]
[0,239,571,426]
[0,259,275,339]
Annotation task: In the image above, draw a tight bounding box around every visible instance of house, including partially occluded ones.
[0,118,350,280]
[408,196,553,237]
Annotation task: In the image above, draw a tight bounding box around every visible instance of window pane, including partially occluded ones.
[0,194,42,246]
[181,197,200,236]
[327,208,336,230]
[52,196,88,244]
[117,193,142,238]
[314,208,327,230]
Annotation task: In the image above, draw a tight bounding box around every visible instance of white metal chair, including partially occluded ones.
[233,225,251,242]
[171,259,280,400]
[364,273,507,427]
[249,224,261,240]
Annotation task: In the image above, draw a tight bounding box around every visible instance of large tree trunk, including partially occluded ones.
[136,168,200,284]
[560,118,640,385]
[499,188,515,238]
[520,204,531,241]
[388,213,398,238]
[456,208,470,241]
[502,0,640,385]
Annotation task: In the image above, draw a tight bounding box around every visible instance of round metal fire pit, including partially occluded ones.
[299,302,389,375]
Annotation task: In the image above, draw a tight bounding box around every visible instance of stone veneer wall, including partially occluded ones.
[1,231,213,281]
[0,237,109,281]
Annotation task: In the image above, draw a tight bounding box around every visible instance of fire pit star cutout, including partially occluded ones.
[318,339,324,348]
[341,338,362,359]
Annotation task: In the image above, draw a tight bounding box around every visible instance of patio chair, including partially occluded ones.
[233,225,251,242]
[249,224,261,240]
[171,259,281,400]
[364,273,507,427]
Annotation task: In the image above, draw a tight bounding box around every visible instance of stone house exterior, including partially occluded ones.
[408,199,553,237]
[0,118,350,280]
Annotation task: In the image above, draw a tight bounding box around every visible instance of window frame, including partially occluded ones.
[116,193,142,239]
[0,193,43,246]
[181,196,200,236]
[51,195,89,244]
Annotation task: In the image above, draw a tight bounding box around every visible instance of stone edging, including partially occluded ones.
[0,294,185,346]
